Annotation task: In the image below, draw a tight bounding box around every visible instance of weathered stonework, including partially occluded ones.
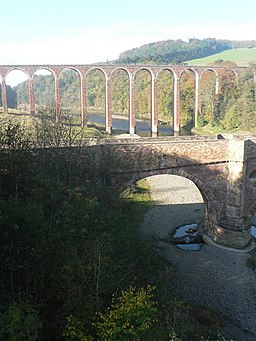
[44,134,255,249]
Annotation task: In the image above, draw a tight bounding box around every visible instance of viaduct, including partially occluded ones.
[0,64,255,135]
[1,64,256,249]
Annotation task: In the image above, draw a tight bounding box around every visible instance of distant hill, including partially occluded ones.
[117,38,256,65]
[186,48,256,67]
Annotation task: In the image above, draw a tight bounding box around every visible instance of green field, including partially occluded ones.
[186,47,256,67]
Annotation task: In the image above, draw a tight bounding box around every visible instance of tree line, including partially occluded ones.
[117,38,256,65]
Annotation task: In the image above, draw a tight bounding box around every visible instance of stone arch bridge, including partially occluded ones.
[0,63,254,135]
[62,134,256,249]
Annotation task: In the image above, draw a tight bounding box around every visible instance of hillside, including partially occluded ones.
[186,47,256,66]
[117,38,256,65]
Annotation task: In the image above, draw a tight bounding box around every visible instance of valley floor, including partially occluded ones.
[140,174,256,340]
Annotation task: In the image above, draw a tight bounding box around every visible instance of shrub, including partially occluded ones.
[95,286,158,341]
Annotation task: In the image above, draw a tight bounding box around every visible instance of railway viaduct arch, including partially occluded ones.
[0,64,254,135]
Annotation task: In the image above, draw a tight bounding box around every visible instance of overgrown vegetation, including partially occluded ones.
[0,117,230,339]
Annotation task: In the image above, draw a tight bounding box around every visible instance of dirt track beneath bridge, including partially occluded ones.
[140,174,256,340]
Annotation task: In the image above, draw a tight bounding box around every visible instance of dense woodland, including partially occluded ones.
[117,38,256,64]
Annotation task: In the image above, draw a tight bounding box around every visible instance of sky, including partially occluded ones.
[1,0,256,85]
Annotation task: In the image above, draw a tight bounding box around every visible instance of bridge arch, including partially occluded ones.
[179,68,197,131]
[32,67,59,118]
[156,67,175,79]
[230,69,240,79]
[220,67,237,82]
[61,66,82,78]
[85,67,108,131]
[4,67,30,81]
[32,68,55,114]
[5,69,30,112]
[86,66,107,79]
[59,68,82,122]
[109,68,130,133]
[32,67,56,78]
[201,68,218,78]
[133,68,154,136]
[199,69,219,127]
[133,67,154,79]
[119,167,217,227]
[110,67,131,80]
[155,68,175,133]
[179,67,198,79]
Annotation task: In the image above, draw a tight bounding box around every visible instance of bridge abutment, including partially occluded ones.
[206,139,252,248]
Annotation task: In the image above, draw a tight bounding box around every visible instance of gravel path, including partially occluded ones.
[140,174,256,341]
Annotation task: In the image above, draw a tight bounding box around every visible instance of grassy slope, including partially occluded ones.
[186,47,256,66]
